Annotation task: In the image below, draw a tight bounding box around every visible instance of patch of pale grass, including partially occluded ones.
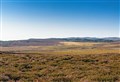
[60,42,101,46]
[45,49,120,56]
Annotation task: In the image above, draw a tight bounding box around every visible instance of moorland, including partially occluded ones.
[0,37,120,82]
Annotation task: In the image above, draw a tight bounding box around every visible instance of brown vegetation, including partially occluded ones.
[0,42,120,82]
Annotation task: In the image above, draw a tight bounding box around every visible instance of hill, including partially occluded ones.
[0,37,119,47]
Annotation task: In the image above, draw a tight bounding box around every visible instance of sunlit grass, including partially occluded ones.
[0,42,120,82]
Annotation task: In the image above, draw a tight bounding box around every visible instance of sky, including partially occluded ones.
[0,0,119,40]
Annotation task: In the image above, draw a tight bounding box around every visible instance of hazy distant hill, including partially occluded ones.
[0,39,61,47]
[0,37,120,47]
[61,37,120,42]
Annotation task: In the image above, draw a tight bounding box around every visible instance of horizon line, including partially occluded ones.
[0,36,120,41]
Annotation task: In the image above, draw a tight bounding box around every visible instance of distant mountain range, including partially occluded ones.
[0,37,120,47]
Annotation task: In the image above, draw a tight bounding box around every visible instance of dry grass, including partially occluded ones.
[44,49,119,56]
[0,42,120,82]
[60,42,101,46]
[0,53,120,82]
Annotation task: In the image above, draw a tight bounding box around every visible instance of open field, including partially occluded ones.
[0,42,120,82]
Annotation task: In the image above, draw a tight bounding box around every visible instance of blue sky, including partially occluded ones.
[0,0,119,40]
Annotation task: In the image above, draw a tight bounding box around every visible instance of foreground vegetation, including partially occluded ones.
[0,42,120,82]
